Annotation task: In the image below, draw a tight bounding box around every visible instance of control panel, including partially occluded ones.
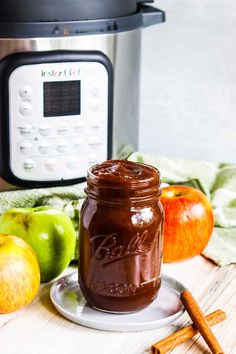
[8,60,109,182]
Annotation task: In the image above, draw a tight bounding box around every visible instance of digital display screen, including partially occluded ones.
[43,81,81,117]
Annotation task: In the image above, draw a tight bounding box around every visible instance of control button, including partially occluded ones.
[57,123,69,135]
[90,83,100,97]
[18,140,33,155]
[38,141,51,155]
[39,123,51,137]
[88,154,98,165]
[89,136,101,148]
[74,138,85,152]
[57,140,68,154]
[19,102,33,117]
[17,124,33,137]
[67,157,78,170]
[90,99,100,112]
[19,86,33,102]
[74,121,85,134]
[90,119,100,130]
[45,158,59,172]
[23,159,36,172]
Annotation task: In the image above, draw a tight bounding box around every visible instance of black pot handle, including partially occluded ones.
[141,5,166,28]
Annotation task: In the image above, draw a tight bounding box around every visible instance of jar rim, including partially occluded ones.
[85,160,161,204]
[87,160,161,188]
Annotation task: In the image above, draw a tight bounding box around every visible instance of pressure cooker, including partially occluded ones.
[0,0,165,190]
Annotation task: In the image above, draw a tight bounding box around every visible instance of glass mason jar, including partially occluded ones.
[79,160,164,313]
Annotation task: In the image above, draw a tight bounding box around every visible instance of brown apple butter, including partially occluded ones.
[79,160,163,313]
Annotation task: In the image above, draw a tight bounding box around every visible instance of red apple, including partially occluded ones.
[160,185,214,262]
[0,234,40,313]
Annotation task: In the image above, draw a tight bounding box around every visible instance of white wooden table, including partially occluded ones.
[0,256,235,354]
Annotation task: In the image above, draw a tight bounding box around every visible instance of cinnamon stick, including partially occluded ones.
[180,290,225,354]
[151,309,226,354]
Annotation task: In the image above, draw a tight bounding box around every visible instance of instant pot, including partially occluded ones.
[0,0,165,190]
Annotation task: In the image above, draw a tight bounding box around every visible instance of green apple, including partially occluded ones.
[0,206,76,282]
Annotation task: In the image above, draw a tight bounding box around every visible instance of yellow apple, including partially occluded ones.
[0,234,40,313]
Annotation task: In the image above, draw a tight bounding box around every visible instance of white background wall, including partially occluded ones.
[139,0,236,163]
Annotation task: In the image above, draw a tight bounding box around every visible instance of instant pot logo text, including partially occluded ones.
[41,68,80,78]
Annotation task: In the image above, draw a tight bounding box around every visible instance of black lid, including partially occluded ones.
[0,0,154,22]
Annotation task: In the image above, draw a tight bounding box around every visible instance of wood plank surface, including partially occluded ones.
[0,256,235,354]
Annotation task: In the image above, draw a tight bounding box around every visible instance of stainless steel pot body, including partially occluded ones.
[0,30,141,190]
[0,5,165,190]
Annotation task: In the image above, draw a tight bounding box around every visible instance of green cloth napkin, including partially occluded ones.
[0,184,86,216]
[129,152,236,266]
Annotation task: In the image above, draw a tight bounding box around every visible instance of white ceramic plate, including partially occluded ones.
[50,272,186,332]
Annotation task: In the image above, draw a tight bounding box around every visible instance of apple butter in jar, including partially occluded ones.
[79,160,163,313]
